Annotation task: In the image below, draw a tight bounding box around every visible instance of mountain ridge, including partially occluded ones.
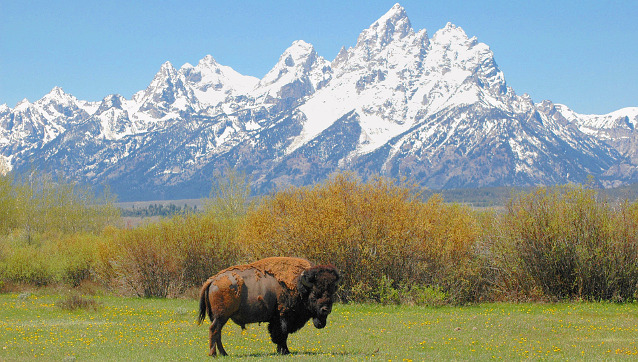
[1,4,637,200]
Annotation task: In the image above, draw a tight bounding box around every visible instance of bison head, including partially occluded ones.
[300,265,341,329]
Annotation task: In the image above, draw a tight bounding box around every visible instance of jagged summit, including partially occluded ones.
[431,22,475,47]
[255,40,331,101]
[95,94,125,114]
[39,87,79,106]
[258,40,318,87]
[356,3,412,51]
[158,61,177,76]
[14,98,31,110]
[46,86,67,98]
[184,54,258,98]
[1,3,637,200]
[199,54,217,65]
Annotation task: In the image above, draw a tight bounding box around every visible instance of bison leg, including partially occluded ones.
[208,316,228,357]
[268,319,290,355]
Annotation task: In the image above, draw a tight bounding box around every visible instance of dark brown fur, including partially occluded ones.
[198,257,340,356]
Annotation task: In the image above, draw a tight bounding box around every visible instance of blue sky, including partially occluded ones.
[1,0,636,114]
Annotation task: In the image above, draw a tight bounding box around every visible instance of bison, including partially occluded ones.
[197,257,341,356]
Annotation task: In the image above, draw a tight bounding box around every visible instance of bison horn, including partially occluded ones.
[300,271,313,288]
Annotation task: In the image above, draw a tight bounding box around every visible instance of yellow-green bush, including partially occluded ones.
[88,170,251,297]
[0,231,54,286]
[239,173,484,303]
[0,231,104,287]
[52,233,104,287]
[0,172,119,236]
[0,174,18,234]
[95,213,242,297]
[488,185,638,301]
[0,172,119,289]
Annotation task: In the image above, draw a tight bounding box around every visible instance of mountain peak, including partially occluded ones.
[258,40,320,88]
[49,86,66,96]
[148,61,180,87]
[199,55,218,66]
[432,22,472,45]
[380,3,408,24]
[159,61,177,76]
[95,94,125,114]
[42,86,73,103]
[14,98,31,110]
[356,3,412,50]
[190,55,220,74]
[181,54,258,98]
[283,40,316,63]
[254,39,332,101]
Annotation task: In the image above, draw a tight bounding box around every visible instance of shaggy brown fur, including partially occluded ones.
[214,257,312,290]
[198,257,340,356]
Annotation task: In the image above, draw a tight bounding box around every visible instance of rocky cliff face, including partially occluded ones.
[1,4,636,200]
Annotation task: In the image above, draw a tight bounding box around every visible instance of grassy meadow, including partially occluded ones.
[2,292,638,360]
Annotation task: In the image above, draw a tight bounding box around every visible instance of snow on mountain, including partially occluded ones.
[291,5,426,155]
[355,3,413,55]
[254,40,332,103]
[1,3,637,200]
[33,87,95,123]
[183,55,259,105]
[133,61,197,120]
[90,94,141,140]
[572,106,638,133]
[535,102,638,173]
[1,96,67,149]
[537,101,638,141]
[292,5,516,159]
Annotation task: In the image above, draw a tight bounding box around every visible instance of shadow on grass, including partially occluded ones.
[234,350,372,359]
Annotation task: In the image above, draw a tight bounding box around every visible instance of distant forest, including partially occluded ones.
[118,183,638,217]
[429,183,638,208]
[120,203,198,217]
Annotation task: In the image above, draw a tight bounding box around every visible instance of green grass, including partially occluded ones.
[2,293,638,360]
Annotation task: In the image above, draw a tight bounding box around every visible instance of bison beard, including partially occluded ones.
[198,257,340,356]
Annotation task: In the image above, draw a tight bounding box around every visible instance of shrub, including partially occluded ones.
[0,230,107,287]
[56,294,101,311]
[239,173,485,304]
[93,170,251,297]
[0,172,119,237]
[376,275,402,305]
[52,233,104,287]
[0,173,18,234]
[406,285,450,306]
[0,231,56,286]
[96,213,242,297]
[0,172,120,289]
[488,185,638,301]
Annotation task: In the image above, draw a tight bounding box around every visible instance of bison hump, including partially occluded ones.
[248,257,311,290]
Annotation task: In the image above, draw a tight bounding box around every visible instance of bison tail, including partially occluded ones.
[198,279,213,325]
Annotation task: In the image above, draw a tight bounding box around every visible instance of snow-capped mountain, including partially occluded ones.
[1,3,637,200]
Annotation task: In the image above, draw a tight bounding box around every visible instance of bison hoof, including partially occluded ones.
[277,347,290,355]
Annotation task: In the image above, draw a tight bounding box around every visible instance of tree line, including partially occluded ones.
[120,203,198,217]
